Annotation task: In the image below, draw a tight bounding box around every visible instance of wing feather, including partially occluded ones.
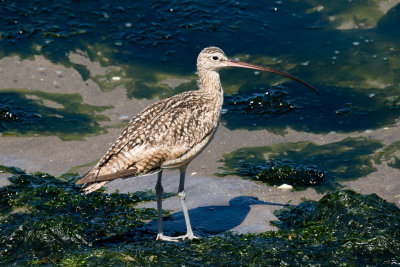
[75,90,221,190]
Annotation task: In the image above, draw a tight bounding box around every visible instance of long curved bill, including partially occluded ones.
[227,59,319,95]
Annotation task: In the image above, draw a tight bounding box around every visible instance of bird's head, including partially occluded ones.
[197,46,229,72]
[197,46,319,95]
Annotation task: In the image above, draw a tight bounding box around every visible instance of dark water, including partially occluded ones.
[1,1,400,264]
[0,89,111,140]
[1,0,400,133]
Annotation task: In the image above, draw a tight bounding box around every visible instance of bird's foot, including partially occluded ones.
[156,233,199,242]
[156,233,180,242]
[175,232,199,241]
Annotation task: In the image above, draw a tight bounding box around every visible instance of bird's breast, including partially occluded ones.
[161,121,219,169]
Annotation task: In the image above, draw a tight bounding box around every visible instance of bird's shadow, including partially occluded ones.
[143,196,286,237]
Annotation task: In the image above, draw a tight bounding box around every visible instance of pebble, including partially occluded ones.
[118,115,129,121]
[278,184,293,191]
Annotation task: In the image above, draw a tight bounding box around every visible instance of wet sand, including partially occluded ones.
[1,55,399,235]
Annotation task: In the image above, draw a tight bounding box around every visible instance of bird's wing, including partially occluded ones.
[97,98,172,167]
[76,91,219,185]
[76,98,170,185]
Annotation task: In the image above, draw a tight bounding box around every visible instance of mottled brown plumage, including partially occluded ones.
[77,51,224,191]
[76,46,318,241]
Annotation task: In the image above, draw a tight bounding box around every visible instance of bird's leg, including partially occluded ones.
[155,170,177,241]
[176,166,198,240]
[155,170,165,240]
[155,167,197,241]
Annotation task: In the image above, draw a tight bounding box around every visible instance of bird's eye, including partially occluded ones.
[212,56,219,60]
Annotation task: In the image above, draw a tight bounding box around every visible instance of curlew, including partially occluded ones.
[76,47,318,241]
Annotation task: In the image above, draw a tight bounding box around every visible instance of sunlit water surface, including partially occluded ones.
[1,0,400,265]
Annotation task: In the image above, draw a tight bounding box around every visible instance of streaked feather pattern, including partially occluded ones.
[76,48,226,193]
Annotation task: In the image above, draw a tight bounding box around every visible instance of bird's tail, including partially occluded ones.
[81,181,109,194]
[76,167,140,194]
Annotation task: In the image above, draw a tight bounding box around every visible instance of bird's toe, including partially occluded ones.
[156,233,199,242]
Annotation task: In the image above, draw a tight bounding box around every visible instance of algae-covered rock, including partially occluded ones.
[254,161,326,187]
[0,165,159,265]
[272,190,400,265]
[1,166,399,265]
[56,190,400,266]
[217,137,383,191]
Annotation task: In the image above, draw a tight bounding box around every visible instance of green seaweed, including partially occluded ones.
[217,137,384,191]
[0,88,112,140]
[304,0,393,29]
[253,160,326,188]
[270,190,400,265]
[334,3,382,28]
[2,165,399,265]
[0,165,171,265]
[373,140,400,170]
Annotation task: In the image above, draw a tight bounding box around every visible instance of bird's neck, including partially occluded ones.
[197,69,223,94]
[197,69,224,126]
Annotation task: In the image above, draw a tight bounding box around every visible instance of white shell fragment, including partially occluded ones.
[278,184,294,191]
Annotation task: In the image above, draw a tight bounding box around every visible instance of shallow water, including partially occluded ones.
[1,0,400,134]
[1,0,400,265]
[218,137,384,192]
[0,89,111,140]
